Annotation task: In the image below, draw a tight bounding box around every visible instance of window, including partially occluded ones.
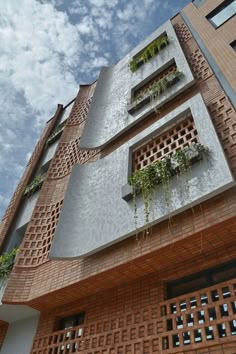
[166,259,236,299]
[230,40,236,51]
[206,0,236,28]
[59,312,85,330]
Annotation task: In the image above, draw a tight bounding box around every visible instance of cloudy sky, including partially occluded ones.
[0,0,190,219]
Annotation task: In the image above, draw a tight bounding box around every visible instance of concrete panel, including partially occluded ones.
[80,20,195,149]
[50,94,235,259]
[3,223,28,253]
[1,315,39,354]
[12,191,39,231]
[39,140,59,167]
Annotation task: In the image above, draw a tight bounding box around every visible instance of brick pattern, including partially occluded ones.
[209,95,236,173]
[31,275,163,354]
[174,23,192,43]
[47,138,97,179]
[31,317,160,353]
[186,48,213,81]
[31,278,236,354]
[183,1,236,92]
[67,98,92,126]
[133,116,199,171]
[2,181,24,220]
[0,322,8,351]
[16,200,63,267]
[160,278,236,352]
[0,107,60,249]
[172,15,236,178]
[134,63,177,99]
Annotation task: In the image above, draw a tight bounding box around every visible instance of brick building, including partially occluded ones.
[0,0,236,352]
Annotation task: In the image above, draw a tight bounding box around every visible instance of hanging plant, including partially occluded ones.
[128,70,184,114]
[128,143,209,233]
[24,173,46,198]
[129,34,169,73]
[0,248,18,286]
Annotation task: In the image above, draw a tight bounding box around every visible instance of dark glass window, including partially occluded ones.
[206,0,236,28]
[166,259,236,299]
[230,40,236,51]
[59,312,85,330]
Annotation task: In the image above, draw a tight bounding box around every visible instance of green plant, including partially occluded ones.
[47,120,67,146]
[132,70,184,106]
[129,34,169,73]
[24,173,46,198]
[0,248,18,285]
[128,143,209,234]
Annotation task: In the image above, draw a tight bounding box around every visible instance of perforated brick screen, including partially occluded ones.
[132,116,199,172]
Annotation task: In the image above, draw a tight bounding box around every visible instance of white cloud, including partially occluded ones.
[0,0,185,219]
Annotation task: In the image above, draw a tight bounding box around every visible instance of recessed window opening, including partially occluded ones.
[206,0,236,28]
[166,259,236,299]
[59,312,85,330]
[230,40,236,51]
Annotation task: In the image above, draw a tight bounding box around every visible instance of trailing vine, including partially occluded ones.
[0,248,18,286]
[131,70,184,109]
[128,143,209,234]
[129,34,169,73]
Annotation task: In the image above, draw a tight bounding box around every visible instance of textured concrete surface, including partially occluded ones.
[80,20,195,149]
[1,315,39,354]
[39,139,59,167]
[50,94,235,259]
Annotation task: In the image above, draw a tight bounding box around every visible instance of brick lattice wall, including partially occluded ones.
[132,115,199,171]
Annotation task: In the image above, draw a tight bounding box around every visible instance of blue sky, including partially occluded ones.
[0,0,190,219]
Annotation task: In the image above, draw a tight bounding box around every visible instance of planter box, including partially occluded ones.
[24,174,46,198]
[128,72,182,114]
[121,143,205,201]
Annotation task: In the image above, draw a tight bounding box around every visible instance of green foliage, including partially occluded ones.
[24,173,46,198]
[47,120,67,146]
[0,248,18,285]
[132,70,184,107]
[128,143,209,233]
[129,34,169,73]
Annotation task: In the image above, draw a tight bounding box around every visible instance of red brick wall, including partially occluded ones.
[0,321,8,350]
[183,0,236,92]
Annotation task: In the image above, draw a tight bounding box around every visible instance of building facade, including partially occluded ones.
[0,0,236,353]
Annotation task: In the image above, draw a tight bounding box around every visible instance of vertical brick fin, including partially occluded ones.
[173,15,236,179]
[0,108,60,250]
[67,98,92,126]
[186,47,213,81]
[0,321,8,351]
[133,116,199,172]
[47,139,98,179]
[174,23,192,43]
[15,200,63,267]
[209,95,236,176]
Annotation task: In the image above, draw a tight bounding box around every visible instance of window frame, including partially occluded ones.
[206,0,236,28]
